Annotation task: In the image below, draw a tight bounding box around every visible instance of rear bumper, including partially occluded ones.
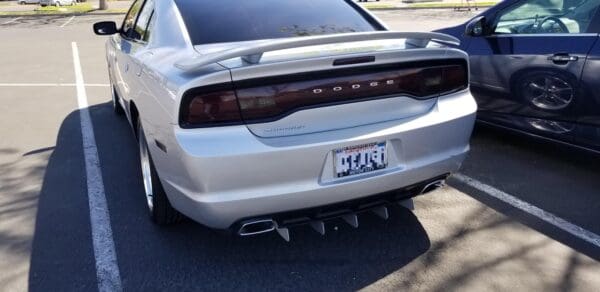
[156,90,477,229]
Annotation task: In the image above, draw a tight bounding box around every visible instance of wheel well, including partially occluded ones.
[129,101,140,139]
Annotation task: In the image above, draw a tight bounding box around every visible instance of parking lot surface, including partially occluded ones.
[1,11,599,292]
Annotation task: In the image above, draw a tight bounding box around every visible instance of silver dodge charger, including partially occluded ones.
[93,0,476,240]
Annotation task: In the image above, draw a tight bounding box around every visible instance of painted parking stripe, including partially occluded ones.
[0,83,109,87]
[72,42,122,292]
[61,16,75,27]
[1,17,22,25]
[453,173,600,248]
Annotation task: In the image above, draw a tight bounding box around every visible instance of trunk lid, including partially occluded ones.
[195,40,467,138]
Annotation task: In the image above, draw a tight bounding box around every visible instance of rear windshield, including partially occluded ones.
[175,0,381,45]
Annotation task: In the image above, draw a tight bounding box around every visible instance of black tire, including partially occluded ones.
[111,85,125,115]
[137,120,181,225]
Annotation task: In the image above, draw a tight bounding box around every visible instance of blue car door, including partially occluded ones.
[467,0,600,142]
[575,13,600,150]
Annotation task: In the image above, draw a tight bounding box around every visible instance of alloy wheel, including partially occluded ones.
[138,126,154,212]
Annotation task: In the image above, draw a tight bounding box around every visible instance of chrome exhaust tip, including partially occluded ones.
[421,179,445,194]
[237,219,276,236]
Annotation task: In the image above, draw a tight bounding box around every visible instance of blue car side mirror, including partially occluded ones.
[465,16,486,37]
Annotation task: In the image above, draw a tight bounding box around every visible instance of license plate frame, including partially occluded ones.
[333,142,387,178]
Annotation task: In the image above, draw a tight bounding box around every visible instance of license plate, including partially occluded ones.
[334,142,387,178]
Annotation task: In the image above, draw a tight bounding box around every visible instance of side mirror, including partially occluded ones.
[93,21,118,36]
[465,16,486,37]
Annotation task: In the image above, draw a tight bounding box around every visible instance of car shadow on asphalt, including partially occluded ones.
[27,108,98,291]
[26,102,600,290]
[27,102,433,291]
[451,125,600,261]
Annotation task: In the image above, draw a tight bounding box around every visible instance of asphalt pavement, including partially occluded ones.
[0,11,599,292]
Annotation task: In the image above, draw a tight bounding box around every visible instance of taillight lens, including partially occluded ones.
[236,64,468,122]
[179,61,468,128]
[440,65,468,94]
[179,87,243,128]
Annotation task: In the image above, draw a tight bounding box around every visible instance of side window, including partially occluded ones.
[133,0,154,41]
[589,7,600,32]
[143,12,156,42]
[494,0,600,34]
[121,0,144,38]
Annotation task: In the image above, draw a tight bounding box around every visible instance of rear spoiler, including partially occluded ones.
[174,31,460,72]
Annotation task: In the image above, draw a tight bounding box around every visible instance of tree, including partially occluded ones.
[99,0,107,10]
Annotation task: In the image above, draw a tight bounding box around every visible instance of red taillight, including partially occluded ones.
[180,61,468,128]
[440,65,468,93]
[180,88,243,127]
[236,64,467,122]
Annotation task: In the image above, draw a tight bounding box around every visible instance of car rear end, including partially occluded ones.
[156,0,477,233]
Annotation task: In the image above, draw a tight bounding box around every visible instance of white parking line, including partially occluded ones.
[0,83,109,87]
[72,42,122,292]
[1,17,22,25]
[61,16,75,27]
[453,173,600,248]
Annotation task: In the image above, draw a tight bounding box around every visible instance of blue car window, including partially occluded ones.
[494,0,600,34]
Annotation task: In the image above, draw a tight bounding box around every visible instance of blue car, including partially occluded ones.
[438,0,600,153]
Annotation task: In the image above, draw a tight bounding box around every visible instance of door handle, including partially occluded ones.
[548,54,578,64]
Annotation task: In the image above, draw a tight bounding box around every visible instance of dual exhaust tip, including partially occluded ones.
[238,219,276,237]
[237,219,290,241]
[237,179,446,241]
[421,179,445,195]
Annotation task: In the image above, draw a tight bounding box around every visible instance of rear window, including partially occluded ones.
[175,0,381,45]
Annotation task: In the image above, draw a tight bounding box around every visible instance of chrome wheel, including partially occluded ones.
[525,76,573,110]
[138,125,154,212]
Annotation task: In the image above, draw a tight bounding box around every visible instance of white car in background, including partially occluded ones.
[93,0,476,241]
[39,0,75,7]
[18,0,41,5]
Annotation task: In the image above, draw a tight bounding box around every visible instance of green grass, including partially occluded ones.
[0,2,95,15]
[409,1,499,8]
[362,3,396,9]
